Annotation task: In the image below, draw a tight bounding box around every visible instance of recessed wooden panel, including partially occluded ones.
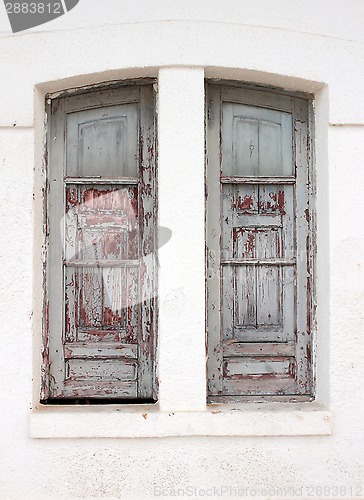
[222,376,296,396]
[65,185,139,261]
[233,228,282,259]
[63,380,137,398]
[66,103,138,177]
[256,265,282,327]
[64,343,138,359]
[65,266,140,344]
[66,359,137,381]
[222,103,293,177]
[223,357,292,377]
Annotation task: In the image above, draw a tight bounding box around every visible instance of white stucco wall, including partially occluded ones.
[0,1,363,499]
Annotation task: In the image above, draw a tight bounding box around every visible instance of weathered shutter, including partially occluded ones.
[44,85,156,400]
[206,84,314,402]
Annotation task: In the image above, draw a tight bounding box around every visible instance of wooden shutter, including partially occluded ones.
[43,85,156,401]
[206,84,314,402]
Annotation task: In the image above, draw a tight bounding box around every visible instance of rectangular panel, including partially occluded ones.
[256,265,282,327]
[235,265,256,328]
[63,380,137,399]
[66,359,137,381]
[77,329,122,343]
[223,341,295,357]
[64,343,138,359]
[65,266,141,342]
[102,267,124,327]
[66,103,138,177]
[222,103,293,177]
[232,185,258,214]
[233,228,282,259]
[258,185,286,214]
[223,357,292,377]
[222,265,235,341]
[233,326,285,343]
[222,377,296,396]
[65,185,139,262]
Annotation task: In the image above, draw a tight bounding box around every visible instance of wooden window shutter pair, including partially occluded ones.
[42,81,315,403]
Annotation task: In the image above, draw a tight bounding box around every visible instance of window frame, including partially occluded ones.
[205,81,316,403]
[31,71,331,438]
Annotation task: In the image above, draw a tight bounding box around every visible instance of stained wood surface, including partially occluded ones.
[45,85,156,400]
[206,84,314,400]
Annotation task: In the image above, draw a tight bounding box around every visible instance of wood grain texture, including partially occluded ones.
[206,83,314,400]
[45,84,157,401]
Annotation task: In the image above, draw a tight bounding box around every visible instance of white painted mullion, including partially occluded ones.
[158,67,206,411]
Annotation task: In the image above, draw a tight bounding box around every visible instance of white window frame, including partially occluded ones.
[30,68,331,438]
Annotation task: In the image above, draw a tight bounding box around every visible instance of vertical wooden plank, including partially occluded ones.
[47,97,66,397]
[126,266,139,343]
[281,184,295,343]
[64,267,78,343]
[235,265,256,329]
[280,112,294,176]
[258,120,281,175]
[295,114,312,394]
[222,264,235,341]
[233,114,259,176]
[256,265,282,327]
[206,85,223,396]
[102,267,123,328]
[79,267,103,328]
[221,185,234,259]
[138,85,156,399]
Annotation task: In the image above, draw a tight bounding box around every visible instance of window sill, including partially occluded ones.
[30,403,332,438]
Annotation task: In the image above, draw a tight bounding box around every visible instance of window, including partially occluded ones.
[206,83,315,402]
[41,83,157,402]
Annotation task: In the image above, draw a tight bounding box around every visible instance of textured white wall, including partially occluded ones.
[0,1,363,499]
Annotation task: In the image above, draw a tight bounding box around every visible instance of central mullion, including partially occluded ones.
[158,68,206,411]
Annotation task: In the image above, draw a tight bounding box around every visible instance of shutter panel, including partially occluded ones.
[46,85,156,400]
[206,85,314,402]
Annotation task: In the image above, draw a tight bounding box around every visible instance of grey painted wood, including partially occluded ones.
[67,104,138,177]
[64,86,140,113]
[220,85,294,113]
[222,103,293,177]
[47,97,66,398]
[295,118,313,395]
[223,341,295,357]
[137,85,157,400]
[45,84,157,401]
[206,85,223,396]
[206,83,314,401]
[64,342,138,359]
[221,176,295,184]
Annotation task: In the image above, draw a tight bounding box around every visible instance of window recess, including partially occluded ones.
[42,84,157,403]
[206,83,315,403]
